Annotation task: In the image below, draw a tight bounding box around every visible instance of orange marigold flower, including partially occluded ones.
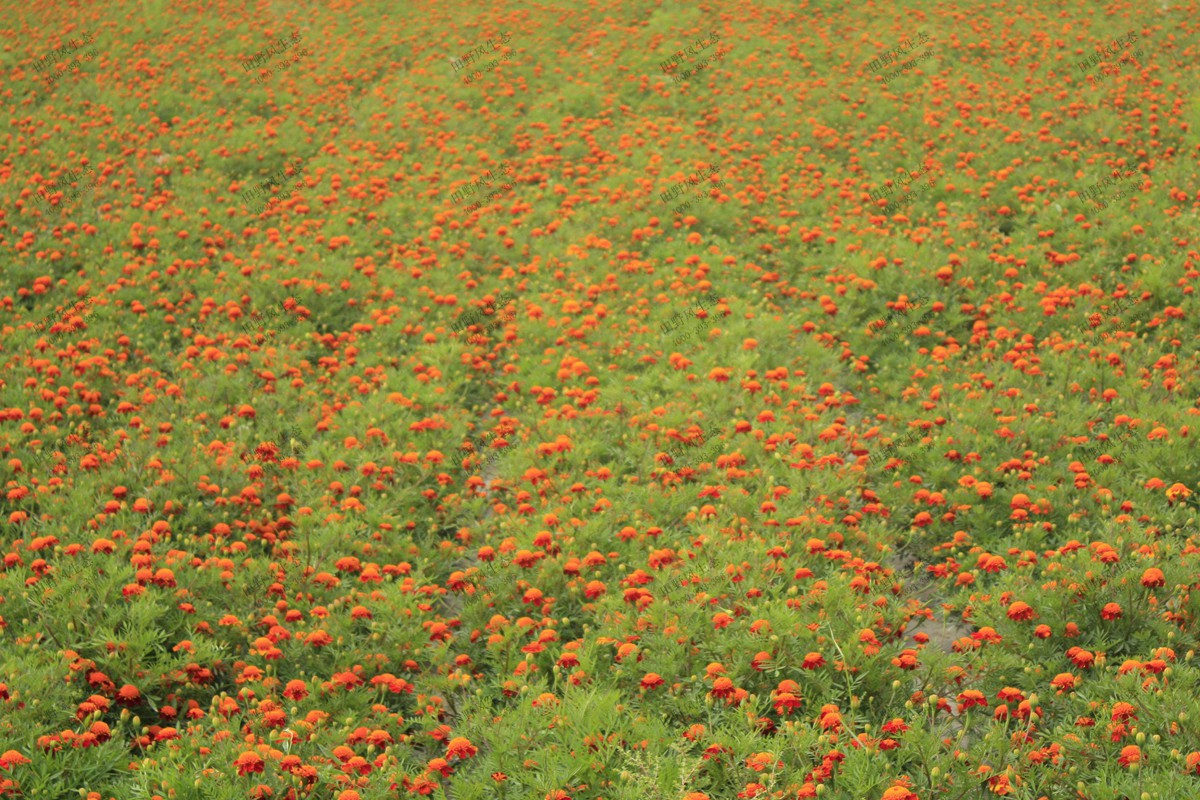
[1118,744,1142,767]
[801,652,826,669]
[956,690,987,712]
[234,751,265,776]
[1006,601,1035,621]
[640,673,665,690]
[1050,673,1078,693]
[1101,602,1122,620]
[427,757,453,777]
[0,750,31,769]
[882,785,918,800]
[446,737,477,760]
[283,680,308,700]
[116,684,141,705]
[1165,482,1192,504]
[1111,702,1137,722]
[1141,568,1166,588]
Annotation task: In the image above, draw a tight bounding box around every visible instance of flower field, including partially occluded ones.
[2,0,1200,798]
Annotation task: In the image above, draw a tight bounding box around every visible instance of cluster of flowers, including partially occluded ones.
[870,291,932,338]
[452,292,518,334]
[866,31,932,73]
[241,158,306,212]
[866,426,934,467]
[450,32,513,76]
[660,30,721,74]
[1085,172,1142,210]
[250,43,311,85]
[32,31,95,73]
[20,433,95,476]
[461,49,512,85]
[34,165,103,208]
[451,161,516,208]
[242,32,302,72]
[12,295,104,346]
[1079,293,1141,334]
[661,291,721,338]
[32,31,97,89]
[658,422,723,469]
[660,164,721,205]
[881,47,934,84]
[668,170,727,215]
[38,38,100,92]
[1077,29,1141,74]
[868,164,931,204]
[1075,424,1156,463]
[670,45,730,85]
[236,302,302,337]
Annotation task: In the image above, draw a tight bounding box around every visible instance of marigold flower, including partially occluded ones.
[1006,601,1035,621]
[1141,567,1165,588]
[283,679,308,700]
[1101,602,1122,620]
[1118,744,1142,767]
[1111,702,1137,722]
[116,684,141,705]
[640,672,665,689]
[234,751,265,776]
[1050,672,1078,693]
[0,750,31,769]
[956,690,987,711]
[1165,482,1191,504]
[801,651,826,669]
[773,692,802,715]
[446,737,477,760]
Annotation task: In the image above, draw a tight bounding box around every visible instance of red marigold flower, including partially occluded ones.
[1050,673,1078,693]
[446,737,477,760]
[1067,647,1095,669]
[773,692,802,715]
[956,690,987,712]
[283,679,308,700]
[1185,752,1200,776]
[1033,624,1052,639]
[1111,702,1137,723]
[1118,744,1142,767]
[710,677,735,699]
[1100,602,1122,620]
[881,718,909,734]
[1006,601,1035,621]
[234,751,265,776]
[801,652,826,669]
[640,673,665,690]
[997,687,1025,704]
[1141,568,1166,588]
[116,684,141,706]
